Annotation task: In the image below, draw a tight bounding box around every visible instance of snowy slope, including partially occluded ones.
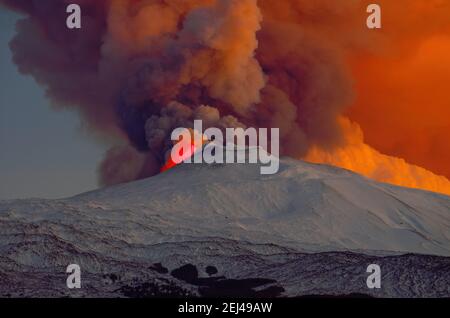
[70,153,450,256]
[1,152,450,297]
[3,152,450,256]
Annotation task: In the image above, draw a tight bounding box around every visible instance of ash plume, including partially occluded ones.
[2,0,450,195]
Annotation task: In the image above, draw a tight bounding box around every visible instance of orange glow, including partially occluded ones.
[305,117,450,195]
[347,35,450,180]
[160,143,196,173]
[258,0,450,194]
[161,128,206,173]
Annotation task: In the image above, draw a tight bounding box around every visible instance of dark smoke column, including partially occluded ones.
[1,0,354,186]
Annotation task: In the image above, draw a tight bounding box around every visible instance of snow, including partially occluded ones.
[1,153,450,297]
[3,152,449,257]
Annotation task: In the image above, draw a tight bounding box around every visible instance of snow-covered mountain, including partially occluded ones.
[1,152,449,297]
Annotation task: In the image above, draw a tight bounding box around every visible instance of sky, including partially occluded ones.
[0,9,107,199]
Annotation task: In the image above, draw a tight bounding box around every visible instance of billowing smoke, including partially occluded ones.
[145,102,245,160]
[2,0,450,195]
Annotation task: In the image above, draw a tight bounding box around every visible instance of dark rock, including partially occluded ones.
[205,265,218,276]
[149,263,169,274]
[170,264,198,283]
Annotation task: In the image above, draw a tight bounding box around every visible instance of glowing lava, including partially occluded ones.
[160,142,197,173]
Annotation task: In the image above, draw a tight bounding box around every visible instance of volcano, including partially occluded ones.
[0,151,449,297]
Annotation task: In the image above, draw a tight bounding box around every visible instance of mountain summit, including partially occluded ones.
[74,154,450,256]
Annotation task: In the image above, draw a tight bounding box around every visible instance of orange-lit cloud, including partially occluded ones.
[347,35,450,180]
[305,117,450,195]
[260,0,450,194]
